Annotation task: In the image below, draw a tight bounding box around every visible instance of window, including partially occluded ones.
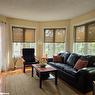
[73,21,95,55]
[44,28,66,57]
[12,27,36,58]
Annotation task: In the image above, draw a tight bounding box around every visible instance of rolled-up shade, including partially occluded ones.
[75,26,85,42]
[87,23,95,42]
[44,28,66,43]
[25,29,35,42]
[12,27,35,42]
[44,29,54,43]
[12,27,24,42]
[55,29,66,43]
[75,22,95,42]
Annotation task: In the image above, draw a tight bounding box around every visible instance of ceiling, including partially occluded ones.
[0,0,95,21]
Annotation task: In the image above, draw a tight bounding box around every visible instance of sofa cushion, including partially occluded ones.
[64,66,77,76]
[48,62,64,69]
[74,59,88,70]
[59,52,70,63]
[48,62,77,76]
[66,53,80,67]
[53,54,62,63]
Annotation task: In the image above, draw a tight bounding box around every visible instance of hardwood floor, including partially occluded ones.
[0,68,93,95]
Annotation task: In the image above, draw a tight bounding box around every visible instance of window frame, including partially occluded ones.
[12,26,36,58]
[74,21,95,55]
[44,28,66,57]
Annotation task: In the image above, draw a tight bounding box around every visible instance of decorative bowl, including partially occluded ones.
[40,63,46,68]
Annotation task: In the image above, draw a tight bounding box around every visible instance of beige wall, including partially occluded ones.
[0,15,6,22]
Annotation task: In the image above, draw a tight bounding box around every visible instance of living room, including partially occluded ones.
[0,0,95,95]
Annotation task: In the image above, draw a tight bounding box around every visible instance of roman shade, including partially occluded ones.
[87,23,95,42]
[12,27,35,43]
[25,29,35,42]
[44,28,66,43]
[12,27,24,42]
[74,25,85,42]
[55,29,65,43]
[74,21,95,42]
[44,29,54,43]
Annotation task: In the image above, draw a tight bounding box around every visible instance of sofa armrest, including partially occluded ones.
[77,67,95,76]
[77,67,95,85]
[47,58,53,63]
[76,67,95,91]
[77,68,89,75]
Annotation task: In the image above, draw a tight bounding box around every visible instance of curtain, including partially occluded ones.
[0,23,10,72]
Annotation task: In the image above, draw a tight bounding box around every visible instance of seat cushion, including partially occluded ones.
[48,62,77,76]
[64,66,77,76]
[87,55,95,67]
[66,53,80,67]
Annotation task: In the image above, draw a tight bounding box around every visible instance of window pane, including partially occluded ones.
[55,43,64,54]
[55,29,65,42]
[87,43,95,55]
[44,43,65,57]
[75,26,85,42]
[12,43,36,58]
[73,43,86,55]
[44,30,54,43]
[44,43,54,57]
[25,29,35,42]
[73,42,95,55]
[87,23,95,42]
[12,43,23,57]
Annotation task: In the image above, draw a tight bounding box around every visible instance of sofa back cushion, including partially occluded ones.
[74,59,88,70]
[87,55,95,67]
[59,52,70,63]
[66,53,80,67]
[80,55,95,67]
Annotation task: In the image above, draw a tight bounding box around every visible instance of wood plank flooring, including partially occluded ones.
[0,68,93,95]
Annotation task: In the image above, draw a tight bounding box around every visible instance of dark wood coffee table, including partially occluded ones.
[32,64,58,88]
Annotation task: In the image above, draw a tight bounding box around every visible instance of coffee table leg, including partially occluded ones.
[55,71,57,85]
[39,73,42,88]
[32,66,33,77]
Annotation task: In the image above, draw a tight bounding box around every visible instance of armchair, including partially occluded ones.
[22,48,39,73]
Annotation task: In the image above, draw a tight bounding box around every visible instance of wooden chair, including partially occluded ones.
[22,48,39,73]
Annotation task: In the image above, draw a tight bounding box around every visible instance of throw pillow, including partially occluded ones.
[74,59,88,70]
[53,54,62,63]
